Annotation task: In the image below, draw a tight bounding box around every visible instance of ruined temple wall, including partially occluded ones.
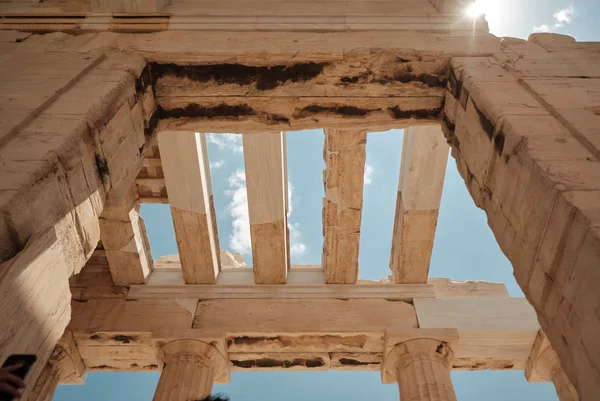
[442,33,600,401]
[1,27,599,400]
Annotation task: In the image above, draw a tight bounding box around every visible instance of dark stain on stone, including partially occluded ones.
[94,153,109,179]
[459,86,469,110]
[130,363,139,368]
[144,364,159,369]
[232,358,325,369]
[391,72,446,87]
[453,362,485,369]
[231,336,286,347]
[156,103,255,120]
[338,358,377,366]
[91,365,111,369]
[340,72,369,84]
[494,131,505,155]
[155,103,289,125]
[151,62,327,91]
[112,335,136,344]
[472,101,494,139]
[447,66,462,99]
[339,71,446,88]
[230,334,367,350]
[501,363,514,369]
[441,113,460,148]
[73,299,88,303]
[388,106,439,120]
[441,113,456,134]
[144,109,159,137]
[293,105,374,118]
[305,358,325,368]
[90,334,102,340]
[135,65,152,96]
[436,342,446,354]
[232,360,255,369]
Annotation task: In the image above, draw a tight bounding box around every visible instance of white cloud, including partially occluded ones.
[532,6,574,34]
[224,171,307,258]
[290,225,307,256]
[554,6,574,24]
[364,164,374,185]
[533,24,551,33]
[207,133,243,153]
[210,160,225,169]
[287,182,307,257]
[225,169,251,254]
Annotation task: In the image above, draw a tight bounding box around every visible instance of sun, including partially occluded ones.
[466,0,489,18]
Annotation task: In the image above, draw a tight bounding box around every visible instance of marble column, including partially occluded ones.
[152,340,226,401]
[388,338,457,401]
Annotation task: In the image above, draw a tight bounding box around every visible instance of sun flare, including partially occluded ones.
[465,0,496,19]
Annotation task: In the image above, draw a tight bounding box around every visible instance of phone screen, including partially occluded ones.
[0,355,37,401]
[1,355,37,380]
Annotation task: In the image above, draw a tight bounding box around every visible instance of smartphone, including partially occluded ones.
[0,355,37,401]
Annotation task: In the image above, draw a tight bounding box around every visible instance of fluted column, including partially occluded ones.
[153,340,226,401]
[388,339,457,401]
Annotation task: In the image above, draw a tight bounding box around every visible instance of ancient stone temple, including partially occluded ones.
[0,0,598,400]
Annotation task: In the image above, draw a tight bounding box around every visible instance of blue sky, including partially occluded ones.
[53,2,599,400]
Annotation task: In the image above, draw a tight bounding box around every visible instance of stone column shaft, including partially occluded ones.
[393,339,457,401]
[152,340,226,401]
[153,354,216,401]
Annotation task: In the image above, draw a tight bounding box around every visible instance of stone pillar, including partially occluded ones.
[388,339,457,401]
[153,340,226,401]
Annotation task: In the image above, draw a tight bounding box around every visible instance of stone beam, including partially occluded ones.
[90,0,169,13]
[322,129,367,283]
[414,298,539,371]
[242,132,289,283]
[390,125,449,283]
[99,186,153,285]
[443,37,600,399]
[158,131,221,284]
[71,260,511,301]
[429,278,509,297]
[156,96,442,133]
[66,297,538,374]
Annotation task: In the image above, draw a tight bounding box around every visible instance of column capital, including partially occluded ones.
[159,339,227,379]
[526,330,561,382]
[526,331,579,401]
[385,338,455,380]
[51,331,86,385]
